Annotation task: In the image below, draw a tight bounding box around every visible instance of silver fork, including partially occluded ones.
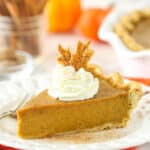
[0,94,29,119]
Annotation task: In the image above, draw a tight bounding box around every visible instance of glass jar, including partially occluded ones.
[0,15,45,57]
[0,50,34,81]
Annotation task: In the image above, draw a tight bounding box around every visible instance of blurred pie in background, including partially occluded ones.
[114,9,150,51]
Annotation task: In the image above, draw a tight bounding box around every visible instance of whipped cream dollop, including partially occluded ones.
[48,64,99,101]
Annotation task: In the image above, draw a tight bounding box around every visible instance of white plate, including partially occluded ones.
[0,75,150,150]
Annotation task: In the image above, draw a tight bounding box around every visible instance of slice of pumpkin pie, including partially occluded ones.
[17,41,142,139]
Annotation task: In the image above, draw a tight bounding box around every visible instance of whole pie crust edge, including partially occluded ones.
[114,9,150,51]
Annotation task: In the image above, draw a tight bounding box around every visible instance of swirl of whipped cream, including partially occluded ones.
[48,64,99,101]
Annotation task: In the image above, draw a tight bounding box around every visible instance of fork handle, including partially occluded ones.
[0,111,14,120]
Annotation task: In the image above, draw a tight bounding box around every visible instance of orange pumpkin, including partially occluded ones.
[46,0,81,32]
[77,8,111,41]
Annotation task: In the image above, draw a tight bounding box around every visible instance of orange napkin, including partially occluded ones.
[123,147,136,150]
[0,144,20,150]
[0,144,136,150]
[125,77,150,86]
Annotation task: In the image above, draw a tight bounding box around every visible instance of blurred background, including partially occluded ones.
[0,0,150,82]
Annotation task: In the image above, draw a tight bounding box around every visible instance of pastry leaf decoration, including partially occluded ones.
[57,41,103,78]
[57,41,93,70]
[57,45,72,66]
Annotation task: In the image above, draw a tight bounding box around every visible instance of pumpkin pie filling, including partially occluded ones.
[131,18,150,49]
[17,41,142,138]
